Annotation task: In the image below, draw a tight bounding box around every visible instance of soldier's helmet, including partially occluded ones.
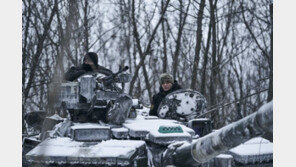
[159,73,173,84]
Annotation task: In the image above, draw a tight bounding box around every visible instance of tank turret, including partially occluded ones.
[55,66,133,125]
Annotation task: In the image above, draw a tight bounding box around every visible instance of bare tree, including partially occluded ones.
[22,0,58,134]
[190,0,205,90]
[240,0,272,102]
[129,0,171,101]
[209,0,218,107]
[22,0,273,133]
[161,0,168,73]
[172,0,191,79]
[83,0,89,52]
[200,21,212,96]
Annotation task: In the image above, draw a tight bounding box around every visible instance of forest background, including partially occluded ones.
[21,0,273,133]
[2,0,296,166]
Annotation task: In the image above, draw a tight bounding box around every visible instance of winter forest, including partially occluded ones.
[22,0,273,134]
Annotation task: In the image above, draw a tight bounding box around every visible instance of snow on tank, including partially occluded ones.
[123,115,195,145]
[229,137,273,164]
[157,89,207,121]
[26,137,146,166]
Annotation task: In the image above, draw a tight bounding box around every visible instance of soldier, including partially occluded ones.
[64,52,113,81]
[149,73,182,116]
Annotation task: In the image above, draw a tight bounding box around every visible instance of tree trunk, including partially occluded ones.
[209,0,218,107]
[200,22,212,96]
[209,0,218,128]
[172,0,190,79]
[22,0,32,135]
[83,0,89,52]
[129,0,170,96]
[22,0,32,89]
[23,0,58,106]
[142,63,152,102]
[267,3,273,102]
[161,0,168,73]
[190,0,206,90]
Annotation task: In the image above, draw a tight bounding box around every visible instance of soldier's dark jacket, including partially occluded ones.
[149,81,182,116]
[64,64,113,81]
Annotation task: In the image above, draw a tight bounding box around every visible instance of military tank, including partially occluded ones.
[24,67,273,167]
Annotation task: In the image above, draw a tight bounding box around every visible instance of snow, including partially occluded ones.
[39,137,83,147]
[216,154,233,159]
[71,123,110,130]
[242,137,271,145]
[99,140,145,148]
[81,74,93,78]
[174,93,197,115]
[189,118,210,122]
[136,106,150,116]
[111,127,128,133]
[144,115,158,119]
[158,105,169,117]
[230,143,272,156]
[229,137,273,156]
[26,138,146,164]
[27,138,84,157]
[87,140,146,158]
[158,90,207,120]
[88,147,135,158]
[132,99,138,105]
[227,137,273,164]
[149,128,191,137]
[123,116,195,139]
[48,114,64,121]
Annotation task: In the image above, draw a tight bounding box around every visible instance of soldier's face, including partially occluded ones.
[83,55,94,65]
[162,81,172,91]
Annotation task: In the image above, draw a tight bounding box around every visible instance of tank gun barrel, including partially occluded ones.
[172,101,273,166]
[115,66,129,75]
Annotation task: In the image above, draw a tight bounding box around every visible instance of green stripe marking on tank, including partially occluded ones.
[158,125,183,133]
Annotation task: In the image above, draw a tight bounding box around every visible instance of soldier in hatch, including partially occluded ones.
[64,52,113,81]
[149,73,182,116]
[63,52,114,122]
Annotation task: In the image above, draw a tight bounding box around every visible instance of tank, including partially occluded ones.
[24,67,273,167]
